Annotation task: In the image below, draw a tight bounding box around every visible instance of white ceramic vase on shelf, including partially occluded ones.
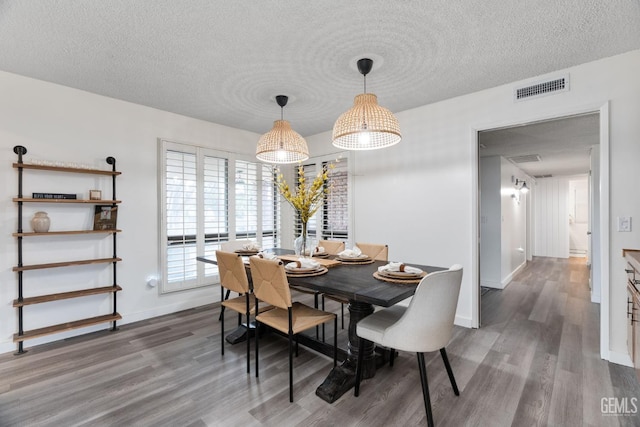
[31,211,50,233]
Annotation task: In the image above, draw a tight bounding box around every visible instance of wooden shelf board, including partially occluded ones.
[13,285,122,307]
[13,163,120,176]
[13,229,122,237]
[13,198,121,204]
[13,313,122,342]
[13,257,122,272]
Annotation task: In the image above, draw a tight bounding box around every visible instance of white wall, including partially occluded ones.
[2,50,640,360]
[500,158,528,287]
[479,156,528,289]
[307,50,640,358]
[569,176,589,255]
[479,156,501,287]
[533,177,570,258]
[0,71,260,353]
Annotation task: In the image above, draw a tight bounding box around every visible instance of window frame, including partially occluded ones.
[158,139,280,294]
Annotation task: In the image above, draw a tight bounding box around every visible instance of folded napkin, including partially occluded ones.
[338,246,362,258]
[242,242,261,251]
[286,258,320,270]
[378,262,423,275]
[257,251,277,260]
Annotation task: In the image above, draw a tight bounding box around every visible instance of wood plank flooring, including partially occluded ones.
[0,256,638,426]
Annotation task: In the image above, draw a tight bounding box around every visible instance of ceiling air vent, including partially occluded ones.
[534,174,553,178]
[507,154,541,163]
[514,74,569,101]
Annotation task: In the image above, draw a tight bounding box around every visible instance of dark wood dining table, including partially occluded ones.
[197,251,446,403]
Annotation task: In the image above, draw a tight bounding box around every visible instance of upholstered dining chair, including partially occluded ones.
[215,250,258,374]
[323,242,388,331]
[250,256,337,402]
[354,265,463,427]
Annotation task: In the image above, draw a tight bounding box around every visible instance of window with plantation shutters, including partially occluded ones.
[261,164,280,250]
[160,140,280,294]
[322,159,349,241]
[294,157,350,245]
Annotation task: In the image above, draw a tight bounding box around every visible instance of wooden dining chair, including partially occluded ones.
[354,265,463,427]
[220,239,254,252]
[250,256,337,402]
[216,250,256,374]
[356,242,389,261]
[323,242,388,331]
[317,239,345,256]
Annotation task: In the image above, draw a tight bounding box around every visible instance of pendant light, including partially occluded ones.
[256,95,309,164]
[332,58,401,150]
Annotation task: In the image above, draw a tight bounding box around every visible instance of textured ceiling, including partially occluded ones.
[0,1,639,138]
[479,114,599,177]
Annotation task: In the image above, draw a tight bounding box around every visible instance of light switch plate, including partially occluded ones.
[617,216,632,232]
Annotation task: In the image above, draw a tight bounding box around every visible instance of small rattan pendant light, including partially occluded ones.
[332,58,401,150]
[256,95,309,164]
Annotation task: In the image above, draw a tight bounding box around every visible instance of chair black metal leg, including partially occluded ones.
[340,303,344,329]
[440,348,459,396]
[321,295,326,342]
[333,315,337,367]
[289,332,294,402]
[389,348,395,367]
[354,337,365,396]
[417,353,434,427]
[255,302,259,378]
[218,289,230,321]
[220,306,225,356]
[245,298,251,374]
[315,293,319,339]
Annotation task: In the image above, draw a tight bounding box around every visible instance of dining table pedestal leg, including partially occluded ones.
[316,300,376,403]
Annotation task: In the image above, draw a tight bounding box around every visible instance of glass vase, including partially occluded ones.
[294,221,315,258]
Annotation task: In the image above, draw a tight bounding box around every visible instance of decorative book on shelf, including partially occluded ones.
[32,192,77,200]
[93,205,118,230]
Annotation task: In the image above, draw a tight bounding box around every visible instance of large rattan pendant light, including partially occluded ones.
[332,58,401,150]
[256,95,309,164]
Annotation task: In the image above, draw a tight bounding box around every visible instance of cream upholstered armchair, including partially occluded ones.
[354,265,463,427]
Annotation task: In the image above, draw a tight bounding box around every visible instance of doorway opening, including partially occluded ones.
[474,106,610,359]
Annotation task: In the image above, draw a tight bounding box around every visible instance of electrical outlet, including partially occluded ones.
[617,217,632,232]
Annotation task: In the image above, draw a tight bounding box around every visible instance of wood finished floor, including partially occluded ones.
[1,257,639,426]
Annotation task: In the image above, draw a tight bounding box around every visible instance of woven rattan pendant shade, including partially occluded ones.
[332,58,401,150]
[332,93,401,150]
[256,95,309,164]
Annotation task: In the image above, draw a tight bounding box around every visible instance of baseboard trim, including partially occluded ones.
[500,260,527,288]
[455,315,473,328]
[608,350,633,367]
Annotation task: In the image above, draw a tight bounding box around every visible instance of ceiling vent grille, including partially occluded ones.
[534,174,553,178]
[508,154,541,163]
[514,74,569,101]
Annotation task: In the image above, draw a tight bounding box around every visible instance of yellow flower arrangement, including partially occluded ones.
[276,163,334,255]
[276,163,334,223]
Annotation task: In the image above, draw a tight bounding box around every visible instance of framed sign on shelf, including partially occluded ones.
[93,205,118,230]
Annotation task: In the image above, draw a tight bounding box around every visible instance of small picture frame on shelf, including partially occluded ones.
[89,190,102,200]
[93,205,118,230]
